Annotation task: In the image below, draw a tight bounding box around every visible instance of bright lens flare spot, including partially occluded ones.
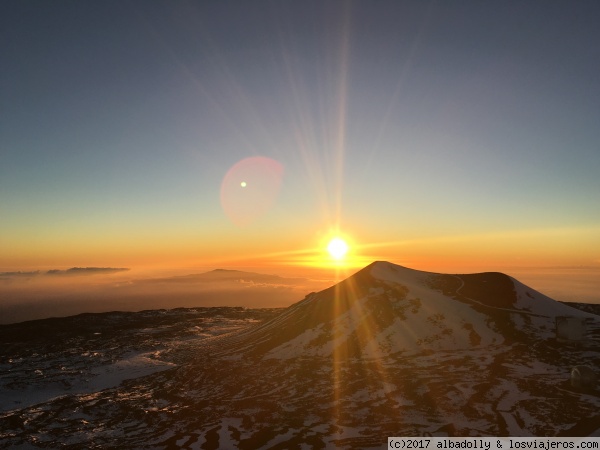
[240,181,247,187]
[327,237,349,260]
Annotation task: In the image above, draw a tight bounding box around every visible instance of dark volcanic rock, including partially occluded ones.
[1,262,599,448]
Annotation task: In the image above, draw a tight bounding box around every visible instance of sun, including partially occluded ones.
[327,237,349,260]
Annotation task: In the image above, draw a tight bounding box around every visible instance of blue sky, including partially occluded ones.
[1,1,599,279]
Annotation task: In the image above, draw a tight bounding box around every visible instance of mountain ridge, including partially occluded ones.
[209,261,596,360]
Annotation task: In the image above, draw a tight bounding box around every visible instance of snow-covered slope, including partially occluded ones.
[213,261,596,360]
[2,263,599,448]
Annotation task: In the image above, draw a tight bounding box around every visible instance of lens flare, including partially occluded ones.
[220,156,284,227]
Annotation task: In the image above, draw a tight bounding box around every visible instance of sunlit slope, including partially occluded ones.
[213,261,595,359]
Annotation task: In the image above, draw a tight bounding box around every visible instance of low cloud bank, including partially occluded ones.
[0,268,332,325]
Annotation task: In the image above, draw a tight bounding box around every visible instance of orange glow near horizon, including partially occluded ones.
[2,225,600,312]
[2,0,600,325]
[2,225,599,280]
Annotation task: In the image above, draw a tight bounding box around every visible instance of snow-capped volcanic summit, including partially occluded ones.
[2,262,599,448]
[212,261,595,360]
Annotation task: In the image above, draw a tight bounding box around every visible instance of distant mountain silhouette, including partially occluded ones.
[46,267,129,275]
[141,268,309,285]
[0,267,128,278]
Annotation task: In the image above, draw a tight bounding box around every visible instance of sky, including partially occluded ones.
[1,1,600,306]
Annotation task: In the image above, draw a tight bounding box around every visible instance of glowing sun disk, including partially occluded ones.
[327,237,349,260]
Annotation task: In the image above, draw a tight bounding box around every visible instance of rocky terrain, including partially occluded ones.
[1,262,599,449]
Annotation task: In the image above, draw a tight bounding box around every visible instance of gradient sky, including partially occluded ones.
[2,1,600,281]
